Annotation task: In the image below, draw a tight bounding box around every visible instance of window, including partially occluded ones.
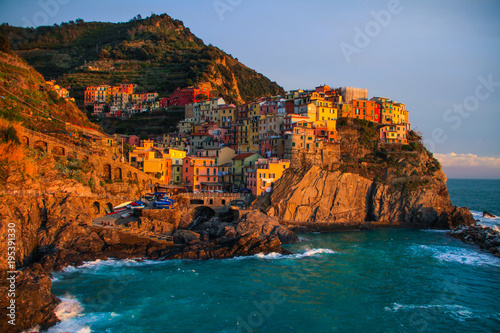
[292,142,296,147]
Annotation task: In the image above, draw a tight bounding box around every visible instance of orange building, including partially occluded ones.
[183,156,219,191]
[348,99,379,122]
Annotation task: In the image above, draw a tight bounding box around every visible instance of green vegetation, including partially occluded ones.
[55,157,91,183]
[0,50,99,133]
[336,118,443,183]
[1,14,284,104]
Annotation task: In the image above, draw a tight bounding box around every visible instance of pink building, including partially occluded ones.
[128,135,140,147]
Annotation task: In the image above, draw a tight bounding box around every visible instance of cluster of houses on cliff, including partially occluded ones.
[110,84,412,196]
[84,84,210,117]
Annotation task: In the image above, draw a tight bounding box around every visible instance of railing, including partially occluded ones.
[180,193,241,198]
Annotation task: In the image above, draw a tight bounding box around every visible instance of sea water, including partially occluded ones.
[39,179,500,333]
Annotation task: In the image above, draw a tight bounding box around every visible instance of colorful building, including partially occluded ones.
[165,148,187,184]
[167,87,210,107]
[247,158,290,196]
[183,156,219,191]
[128,140,171,182]
[379,125,408,144]
[231,153,262,190]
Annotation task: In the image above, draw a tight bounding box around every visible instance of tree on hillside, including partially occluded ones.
[0,34,12,53]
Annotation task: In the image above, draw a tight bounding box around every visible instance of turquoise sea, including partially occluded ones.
[39,179,500,333]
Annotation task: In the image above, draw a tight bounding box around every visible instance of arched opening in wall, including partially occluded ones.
[93,201,100,215]
[192,206,216,223]
[103,164,112,181]
[134,173,138,181]
[115,168,122,181]
[221,199,226,205]
[142,180,146,189]
[34,140,47,153]
[127,171,132,180]
[106,202,113,214]
[190,199,204,205]
[52,146,65,156]
[209,199,213,205]
[21,136,29,146]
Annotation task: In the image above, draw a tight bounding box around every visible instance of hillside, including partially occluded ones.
[0,49,99,133]
[1,14,285,104]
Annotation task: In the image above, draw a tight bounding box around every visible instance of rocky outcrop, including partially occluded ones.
[267,166,475,230]
[449,226,500,257]
[0,195,293,332]
[164,232,283,260]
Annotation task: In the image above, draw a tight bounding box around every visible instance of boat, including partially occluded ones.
[153,201,173,209]
[114,201,133,210]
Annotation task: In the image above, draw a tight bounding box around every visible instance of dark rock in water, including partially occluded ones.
[483,211,497,218]
[449,226,500,258]
[163,232,282,260]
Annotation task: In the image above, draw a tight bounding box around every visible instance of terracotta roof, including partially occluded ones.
[233,153,257,160]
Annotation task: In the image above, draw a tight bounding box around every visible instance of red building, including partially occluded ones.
[167,87,210,107]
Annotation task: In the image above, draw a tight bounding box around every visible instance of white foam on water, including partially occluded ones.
[54,297,84,321]
[384,303,476,321]
[415,245,500,266]
[420,229,449,233]
[231,248,337,261]
[59,258,169,274]
[470,210,500,229]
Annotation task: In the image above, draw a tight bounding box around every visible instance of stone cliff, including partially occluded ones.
[264,119,475,230]
[267,166,473,230]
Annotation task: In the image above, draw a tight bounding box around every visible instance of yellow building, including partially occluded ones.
[165,148,187,184]
[311,98,337,130]
[248,158,290,196]
[238,118,251,153]
[129,140,171,182]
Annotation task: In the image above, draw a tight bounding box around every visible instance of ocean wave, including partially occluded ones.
[470,210,500,230]
[60,258,169,273]
[414,245,500,266]
[55,297,84,321]
[232,248,337,261]
[384,303,475,321]
[420,229,449,233]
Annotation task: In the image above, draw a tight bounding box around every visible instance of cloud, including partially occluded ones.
[434,153,500,168]
[434,153,500,179]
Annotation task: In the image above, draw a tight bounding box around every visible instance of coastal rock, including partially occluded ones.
[483,211,497,219]
[163,233,282,260]
[449,226,500,257]
[173,230,201,244]
[267,166,474,230]
[189,210,299,244]
[0,267,60,333]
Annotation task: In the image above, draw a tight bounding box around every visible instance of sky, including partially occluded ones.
[0,0,499,179]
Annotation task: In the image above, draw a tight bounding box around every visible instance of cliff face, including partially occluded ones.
[266,120,475,230]
[267,166,473,229]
